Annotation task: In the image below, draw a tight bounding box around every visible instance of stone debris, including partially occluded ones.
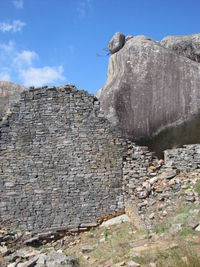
[157,169,177,180]
[1,243,79,267]
[169,224,183,235]
[17,255,39,267]
[39,251,79,267]
[81,244,97,253]
[0,225,82,266]
[195,225,200,232]
[24,237,40,246]
[100,214,130,227]
[0,245,9,256]
[115,261,126,266]
[187,222,199,230]
[123,141,200,228]
[127,260,141,267]
[164,144,200,171]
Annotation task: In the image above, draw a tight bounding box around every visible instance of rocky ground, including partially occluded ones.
[135,168,200,227]
[1,172,200,267]
[123,143,200,229]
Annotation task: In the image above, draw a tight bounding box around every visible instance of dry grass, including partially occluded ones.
[129,239,200,267]
[156,242,200,267]
[194,180,200,196]
[64,203,200,266]
[65,222,144,266]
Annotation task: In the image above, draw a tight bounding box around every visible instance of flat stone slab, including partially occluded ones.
[100,214,130,227]
[195,225,200,231]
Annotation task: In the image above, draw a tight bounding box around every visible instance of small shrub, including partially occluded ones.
[120,218,125,224]
[153,225,168,234]
[40,246,48,254]
[90,227,94,234]
[104,228,109,240]
[172,187,177,193]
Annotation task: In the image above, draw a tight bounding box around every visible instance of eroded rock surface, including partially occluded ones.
[160,33,200,62]
[99,33,200,142]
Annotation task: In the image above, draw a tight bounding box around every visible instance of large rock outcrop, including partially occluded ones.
[98,34,200,146]
[0,81,24,120]
[161,33,200,63]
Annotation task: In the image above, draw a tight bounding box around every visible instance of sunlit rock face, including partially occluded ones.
[0,81,24,119]
[98,34,200,151]
[160,33,200,63]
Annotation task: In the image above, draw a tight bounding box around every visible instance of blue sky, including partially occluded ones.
[0,0,200,94]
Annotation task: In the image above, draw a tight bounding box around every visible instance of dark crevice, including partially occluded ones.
[136,113,200,159]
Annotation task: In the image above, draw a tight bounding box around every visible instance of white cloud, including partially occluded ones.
[77,0,93,18]
[13,0,23,9]
[0,20,26,33]
[0,42,14,71]
[0,41,15,53]
[20,66,65,87]
[0,42,36,67]
[0,72,11,81]
[14,50,38,66]
[0,41,66,86]
[0,41,17,80]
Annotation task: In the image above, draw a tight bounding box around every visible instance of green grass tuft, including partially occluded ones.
[153,225,168,234]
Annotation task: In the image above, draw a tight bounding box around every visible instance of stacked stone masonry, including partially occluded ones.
[0,85,125,232]
[164,144,200,171]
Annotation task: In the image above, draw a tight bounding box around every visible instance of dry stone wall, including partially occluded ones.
[0,85,125,232]
[164,144,200,171]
